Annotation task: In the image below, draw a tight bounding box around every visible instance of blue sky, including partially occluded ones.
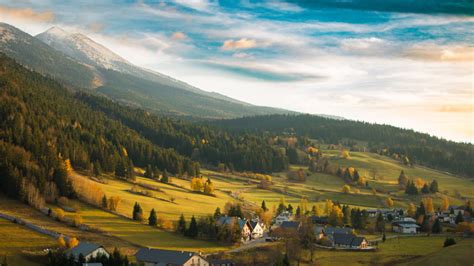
[0,0,472,142]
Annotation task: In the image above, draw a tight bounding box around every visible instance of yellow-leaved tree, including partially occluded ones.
[325,199,334,216]
[67,237,79,249]
[386,197,394,208]
[423,197,434,213]
[203,178,214,195]
[342,185,351,194]
[340,150,350,159]
[64,159,73,176]
[441,196,450,211]
[407,202,417,217]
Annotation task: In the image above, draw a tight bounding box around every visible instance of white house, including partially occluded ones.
[249,221,265,239]
[274,211,291,225]
[65,242,109,262]
[392,221,419,234]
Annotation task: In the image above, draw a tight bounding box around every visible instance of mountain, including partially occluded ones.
[0,23,96,88]
[0,23,290,119]
[0,53,289,202]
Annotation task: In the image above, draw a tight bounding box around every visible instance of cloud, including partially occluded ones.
[0,5,54,22]
[435,105,473,113]
[173,0,213,12]
[403,44,474,62]
[171,31,187,40]
[221,38,258,50]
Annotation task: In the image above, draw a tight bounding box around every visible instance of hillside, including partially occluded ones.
[0,22,290,119]
[212,114,474,177]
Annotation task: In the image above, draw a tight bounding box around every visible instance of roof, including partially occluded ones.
[135,248,204,264]
[310,216,328,224]
[392,221,420,228]
[280,221,300,229]
[249,221,263,230]
[217,217,250,230]
[333,233,366,247]
[66,242,105,258]
[324,227,353,235]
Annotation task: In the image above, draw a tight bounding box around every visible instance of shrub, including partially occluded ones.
[443,238,456,247]
[52,208,65,221]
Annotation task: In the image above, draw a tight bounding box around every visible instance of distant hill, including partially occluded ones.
[212,114,474,177]
[0,22,291,119]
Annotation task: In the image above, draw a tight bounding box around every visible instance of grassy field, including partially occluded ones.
[63,200,230,253]
[0,219,56,266]
[223,236,474,265]
[0,195,137,255]
[325,150,474,200]
[313,236,474,265]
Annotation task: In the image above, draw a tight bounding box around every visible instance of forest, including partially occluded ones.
[212,114,474,177]
[0,53,287,206]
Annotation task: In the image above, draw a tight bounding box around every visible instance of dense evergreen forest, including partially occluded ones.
[213,115,474,177]
[0,54,198,202]
[75,93,288,173]
[0,53,287,205]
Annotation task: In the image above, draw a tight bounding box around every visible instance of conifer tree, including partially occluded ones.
[177,214,186,234]
[187,216,198,238]
[148,208,157,226]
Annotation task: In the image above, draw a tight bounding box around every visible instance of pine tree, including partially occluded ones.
[421,183,430,194]
[177,214,186,234]
[133,202,143,221]
[455,212,464,224]
[214,207,221,219]
[144,164,153,178]
[353,169,360,182]
[261,200,268,212]
[187,216,198,238]
[101,195,107,208]
[429,180,439,193]
[148,208,157,226]
[287,204,293,215]
[295,206,301,218]
[161,169,169,183]
[432,219,442,233]
[416,201,426,219]
[398,170,408,187]
[375,213,385,232]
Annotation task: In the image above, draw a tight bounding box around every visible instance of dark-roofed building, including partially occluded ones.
[333,233,368,249]
[310,216,329,225]
[314,226,353,240]
[279,221,301,230]
[65,242,109,262]
[217,217,252,242]
[135,248,209,266]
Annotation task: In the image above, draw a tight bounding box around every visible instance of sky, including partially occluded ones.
[0,0,473,142]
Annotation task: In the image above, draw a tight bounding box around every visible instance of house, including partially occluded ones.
[217,217,253,242]
[450,206,465,216]
[314,226,353,241]
[392,221,419,234]
[333,233,369,249]
[208,259,235,266]
[249,221,266,239]
[279,221,301,231]
[135,248,209,266]
[65,242,109,262]
[310,216,329,225]
[275,211,291,225]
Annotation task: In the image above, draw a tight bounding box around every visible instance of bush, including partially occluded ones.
[443,238,456,247]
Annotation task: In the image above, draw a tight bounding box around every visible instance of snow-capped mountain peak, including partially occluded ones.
[37,27,129,70]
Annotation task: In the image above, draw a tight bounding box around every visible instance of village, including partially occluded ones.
[42,201,473,266]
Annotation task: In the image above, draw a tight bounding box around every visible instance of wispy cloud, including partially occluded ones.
[222,38,259,50]
[0,5,54,22]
